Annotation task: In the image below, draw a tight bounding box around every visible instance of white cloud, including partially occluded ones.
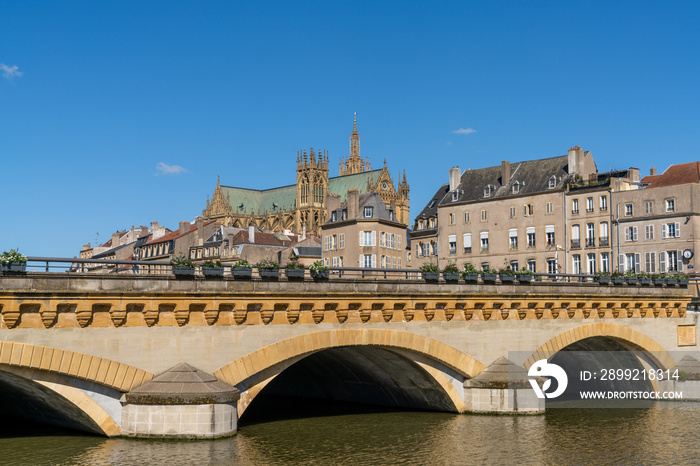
[0,64,22,79]
[452,128,477,135]
[156,162,187,175]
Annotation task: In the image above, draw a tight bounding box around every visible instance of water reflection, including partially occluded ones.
[2,400,700,465]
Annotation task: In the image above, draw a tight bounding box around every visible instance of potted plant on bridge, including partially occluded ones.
[284,258,305,281]
[481,266,497,283]
[638,271,652,286]
[611,270,624,285]
[202,260,224,277]
[443,263,460,282]
[498,264,516,283]
[309,260,330,281]
[462,263,479,282]
[624,270,638,285]
[677,272,689,287]
[170,254,195,277]
[665,273,678,286]
[516,267,534,283]
[256,259,280,281]
[652,273,666,286]
[420,263,440,282]
[594,271,611,285]
[232,259,253,280]
[1,249,27,273]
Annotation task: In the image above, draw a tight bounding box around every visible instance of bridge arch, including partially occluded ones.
[0,341,153,436]
[214,329,485,417]
[524,323,676,370]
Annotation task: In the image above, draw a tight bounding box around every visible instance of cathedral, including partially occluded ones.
[202,117,410,236]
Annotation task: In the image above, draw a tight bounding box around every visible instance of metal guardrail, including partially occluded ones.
[3,257,695,287]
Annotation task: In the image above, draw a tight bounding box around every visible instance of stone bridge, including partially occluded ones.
[0,273,697,438]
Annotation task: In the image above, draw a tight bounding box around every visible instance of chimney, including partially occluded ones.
[111,232,121,246]
[650,166,657,176]
[629,167,640,183]
[449,167,461,192]
[249,225,255,243]
[347,189,359,219]
[326,193,341,221]
[500,161,510,185]
[195,216,204,233]
[179,221,190,235]
[82,243,91,251]
[567,146,583,176]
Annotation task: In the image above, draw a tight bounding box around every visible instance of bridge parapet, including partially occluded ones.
[0,274,692,329]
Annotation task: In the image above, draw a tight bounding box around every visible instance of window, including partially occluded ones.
[600,222,609,246]
[449,235,457,255]
[420,242,429,257]
[509,229,518,250]
[430,218,436,228]
[645,225,654,241]
[623,253,638,273]
[452,191,459,201]
[662,222,681,239]
[624,226,638,242]
[600,196,608,211]
[481,210,488,221]
[667,251,682,273]
[481,262,490,272]
[463,233,472,253]
[397,235,401,250]
[418,220,424,230]
[586,197,594,212]
[428,199,437,208]
[524,204,534,216]
[331,212,337,222]
[380,232,385,247]
[340,256,344,267]
[571,224,580,248]
[645,252,656,273]
[510,260,519,271]
[360,230,376,246]
[512,182,520,194]
[431,241,438,255]
[572,254,581,275]
[509,206,516,218]
[572,199,579,214]
[480,232,489,252]
[527,227,536,248]
[364,206,373,218]
[527,259,536,273]
[448,213,455,225]
[464,212,470,223]
[546,202,553,214]
[339,233,345,249]
[545,225,555,247]
[625,204,633,216]
[587,253,596,275]
[586,223,595,247]
[484,185,493,198]
[548,176,557,189]
[645,200,654,215]
[666,199,675,212]
[342,210,347,220]
[547,258,557,274]
[380,255,386,268]
[601,252,610,273]
[332,256,339,267]
[362,254,376,268]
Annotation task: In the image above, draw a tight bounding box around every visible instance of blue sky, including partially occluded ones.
[2,1,699,258]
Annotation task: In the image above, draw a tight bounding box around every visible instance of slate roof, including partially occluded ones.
[229,229,298,247]
[325,191,403,226]
[641,162,700,188]
[221,169,384,215]
[443,155,572,206]
[144,221,217,246]
[414,184,449,222]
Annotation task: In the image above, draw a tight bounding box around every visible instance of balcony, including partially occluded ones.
[571,239,581,249]
[463,247,472,254]
[480,246,489,253]
[599,237,609,247]
[586,208,594,213]
[571,209,579,214]
[509,244,518,250]
[586,238,595,247]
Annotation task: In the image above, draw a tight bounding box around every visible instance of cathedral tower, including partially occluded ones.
[295,147,329,236]
[339,115,371,176]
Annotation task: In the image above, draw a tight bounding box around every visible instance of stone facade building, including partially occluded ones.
[322,190,409,269]
[201,118,409,237]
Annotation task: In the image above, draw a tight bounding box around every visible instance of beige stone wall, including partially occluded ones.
[322,220,407,268]
[565,186,614,274]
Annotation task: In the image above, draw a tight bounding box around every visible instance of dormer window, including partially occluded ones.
[484,185,493,198]
[428,199,437,208]
[331,212,337,222]
[512,182,520,194]
[548,176,556,189]
[342,210,347,220]
[364,206,373,218]
[452,191,459,201]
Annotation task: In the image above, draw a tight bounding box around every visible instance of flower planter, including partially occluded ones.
[611,277,624,285]
[443,272,460,282]
[1,262,26,273]
[259,269,279,281]
[639,278,652,286]
[285,268,305,280]
[463,273,478,282]
[596,276,611,285]
[499,274,516,283]
[517,274,534,283]
[232,267,252,280]
[482,273,497,283]
[652,277,665,286]
[172,266,195,277]
[679,279,689,287]
[666,278,678,286]
[202,266,224,277]
[625,276,638,285]
[311,270,330,281]
[422,272,439,282]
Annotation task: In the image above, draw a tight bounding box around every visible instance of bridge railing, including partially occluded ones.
[5,257,695,289]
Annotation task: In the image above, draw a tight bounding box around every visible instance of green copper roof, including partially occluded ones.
[221,169,384,215]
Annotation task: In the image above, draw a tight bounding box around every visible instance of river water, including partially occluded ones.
[1,398,699,465]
